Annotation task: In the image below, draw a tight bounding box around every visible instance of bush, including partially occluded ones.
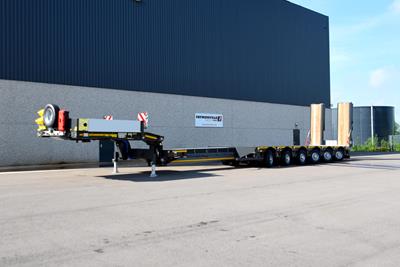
[351,136,394,152]
[394,143,400,152]
[352,137,376,152]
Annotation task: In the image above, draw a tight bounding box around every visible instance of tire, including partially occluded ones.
[281,150,292,166]
[334,149,344,161]
[322,149,333,162]
[265,150,275,168]
[297,150,307,165]
[310,149,320,164]
[43,104,60,128]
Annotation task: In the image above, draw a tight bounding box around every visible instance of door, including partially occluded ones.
[293,129,300,146]
[99,140,114,167]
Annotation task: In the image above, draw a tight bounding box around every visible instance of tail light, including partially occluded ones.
[58,110,70,132]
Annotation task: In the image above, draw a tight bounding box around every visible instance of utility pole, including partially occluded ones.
[371,105,374,145]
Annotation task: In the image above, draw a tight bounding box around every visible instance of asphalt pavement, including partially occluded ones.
[1,154,400,266]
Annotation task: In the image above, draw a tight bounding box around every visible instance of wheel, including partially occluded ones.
[310,149,320,164]
[334,149,344,161]
[281,150,292,166]
[43,104,60,128]
[297,150,307,165]
[265,150,275,168]
[322,149,333,162]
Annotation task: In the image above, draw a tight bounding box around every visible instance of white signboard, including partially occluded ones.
[195,113,224,128]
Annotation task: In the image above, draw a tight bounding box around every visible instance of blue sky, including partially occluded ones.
[290,0,400,121]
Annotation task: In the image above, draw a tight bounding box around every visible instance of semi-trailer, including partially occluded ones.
[35,103,352,176]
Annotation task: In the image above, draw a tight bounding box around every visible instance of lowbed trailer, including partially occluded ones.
[36,104,350,176]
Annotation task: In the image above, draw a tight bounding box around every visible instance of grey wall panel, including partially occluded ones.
[0,79,320,166]
[0,0,330,107]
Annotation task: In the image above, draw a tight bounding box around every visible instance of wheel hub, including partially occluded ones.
[285,154,291,164]
[335,151,343,160]
[324,151,332,161]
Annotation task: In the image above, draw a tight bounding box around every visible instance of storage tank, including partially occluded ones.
[332,106,395,145]
[352,107,373,145]
[373,106,395,141]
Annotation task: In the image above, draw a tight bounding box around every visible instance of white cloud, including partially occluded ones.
[390,0,400,14]
[333,1,400,39]
[369,68,388,88]
[369,67,400,88]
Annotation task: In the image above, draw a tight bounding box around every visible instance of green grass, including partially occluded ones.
[351,136,400,152]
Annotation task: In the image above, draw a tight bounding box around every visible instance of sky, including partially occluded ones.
[290,0,400,121]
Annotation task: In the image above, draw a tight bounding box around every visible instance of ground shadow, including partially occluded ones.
[98,167,234,182]
[98,156,400,182]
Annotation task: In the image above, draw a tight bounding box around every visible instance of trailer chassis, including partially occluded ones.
[36,104,350,177]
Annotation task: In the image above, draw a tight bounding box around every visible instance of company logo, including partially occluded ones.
[195,115,222,121]
[195,113,224,128]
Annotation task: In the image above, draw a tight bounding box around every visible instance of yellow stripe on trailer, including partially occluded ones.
[144,134,158,140]
[256,146,275,151]
[172,157,235,163]
[173,150,188,153]
[78,133,118,138]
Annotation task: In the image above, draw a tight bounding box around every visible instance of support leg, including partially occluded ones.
[112,151,119,174]
[150,163,157,178]
[113,159,119,174]
[149,145,158,178]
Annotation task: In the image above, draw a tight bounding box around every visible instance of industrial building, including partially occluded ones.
[332,106,395,145]
[0,0,332,166]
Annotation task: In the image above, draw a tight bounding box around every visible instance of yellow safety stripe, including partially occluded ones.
[173,150,188,153]
[144,134,158,140]
[172,157,235,163]
[79,133,118,138]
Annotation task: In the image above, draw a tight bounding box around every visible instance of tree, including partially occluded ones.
[395,122,400,135]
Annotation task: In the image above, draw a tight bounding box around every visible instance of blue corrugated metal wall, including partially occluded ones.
[1,0,330,106]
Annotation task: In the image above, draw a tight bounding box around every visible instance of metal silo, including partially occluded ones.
[353,107,372,145]
[373,106,395,141]
[332,106,395,145]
